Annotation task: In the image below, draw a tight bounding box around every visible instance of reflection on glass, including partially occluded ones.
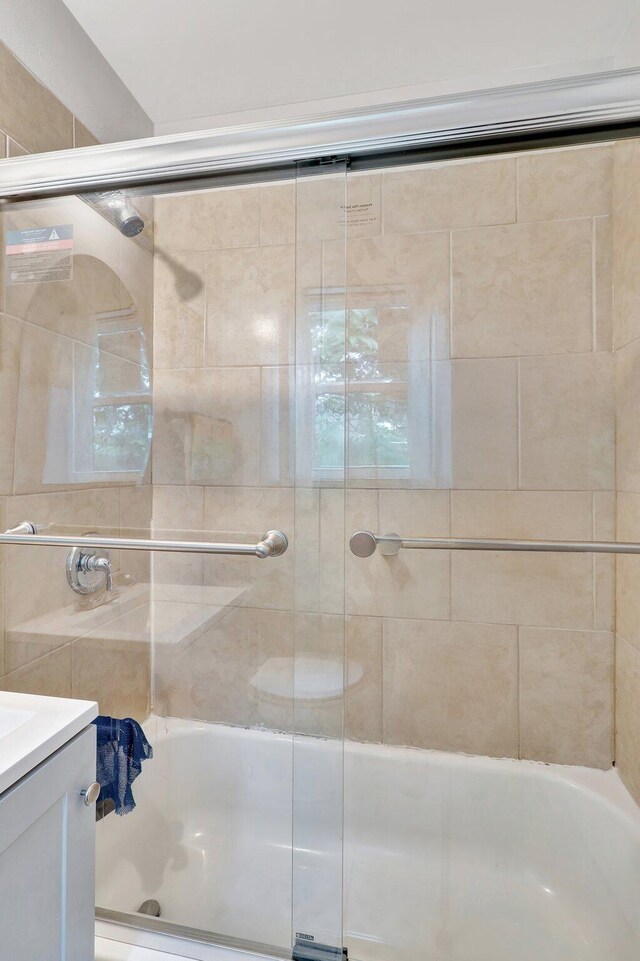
[92,403,151,472]
[90,312,151,474]
[11,253,152,487]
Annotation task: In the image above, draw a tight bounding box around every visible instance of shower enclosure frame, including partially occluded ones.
[3,63,640,961]
[1,68,640,201]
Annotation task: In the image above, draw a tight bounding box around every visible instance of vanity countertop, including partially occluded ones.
[0,691,97,795]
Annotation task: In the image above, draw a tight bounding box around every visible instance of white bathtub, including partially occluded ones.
[96,716,640,961]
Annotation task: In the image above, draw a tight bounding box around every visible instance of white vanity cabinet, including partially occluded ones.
[0,720,97,961]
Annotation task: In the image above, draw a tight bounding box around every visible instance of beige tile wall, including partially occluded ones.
[613,139,640,803]
[152,144,616,768]
[0,49,152,719]
[0,39,622,771]
[0,41,100,156]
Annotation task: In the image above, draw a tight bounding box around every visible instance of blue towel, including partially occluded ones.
[92,715,153,815]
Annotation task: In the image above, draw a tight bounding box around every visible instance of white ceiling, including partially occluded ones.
[60,0,640,135]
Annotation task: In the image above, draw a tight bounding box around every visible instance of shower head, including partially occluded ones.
[113,202,145,237]
[87,190,146,237]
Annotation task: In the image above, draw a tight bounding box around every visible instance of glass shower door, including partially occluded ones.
[0,161,348,958]
[292,160,348,961]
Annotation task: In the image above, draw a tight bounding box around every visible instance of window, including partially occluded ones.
[299,285,448,486]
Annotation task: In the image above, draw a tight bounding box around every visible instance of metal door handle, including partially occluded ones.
[81,782,101,806]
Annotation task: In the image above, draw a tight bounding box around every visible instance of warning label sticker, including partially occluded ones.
[5,224,73,285]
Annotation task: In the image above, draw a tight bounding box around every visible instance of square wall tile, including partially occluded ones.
[296,173,380,242]
[615,637,640,805]
[0,646,72,699]
[451,491,593,540]
[0,42,73,153]
[594,493,615,632]
[451,358,518,489]
[516,145,612,222]
[294,488,346,616]
[616,493,640,650]
[0,314,23,495]
[151,485,205,586]
[72,631,150,722]
[613,180,640,349]
[346,230,450,291]
[345,615,382,743]
[519,627,613,768]
[595,217,613,352]
[202,486,295,612]
[119,485,152,587]
[383,157,516,233]
[206,245,295,366]
[378,489,450,537]
[613,137,640,211]
[155,606,293,729]
[260,183,295,246]
[519,353,615,491]
[617,338,640,493]
[282,612,345,738]
[452,220,593,358]
[347,490,450,620]
[154,250,206,369]
[153,367,261,486]
[452,551,594,629]
[347,549,451,619]
[155,185,261,252]
[382,618,518,758]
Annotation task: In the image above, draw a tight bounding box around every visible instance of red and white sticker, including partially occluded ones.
[5,224,73,284]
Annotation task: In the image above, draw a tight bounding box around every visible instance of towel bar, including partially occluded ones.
[349,531,640,558]
[1,523,288,559]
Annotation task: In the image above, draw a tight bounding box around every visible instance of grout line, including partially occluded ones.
[448,231,453,357]
[516,358,522,490]
[448,489,453,621]
[201,253,208,368]
[516,625,521,760]
[591,217,597,352]
[379,615,385,744]
[592,491,597,631]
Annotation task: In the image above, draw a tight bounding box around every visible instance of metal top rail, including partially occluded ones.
[2,68,640,200]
